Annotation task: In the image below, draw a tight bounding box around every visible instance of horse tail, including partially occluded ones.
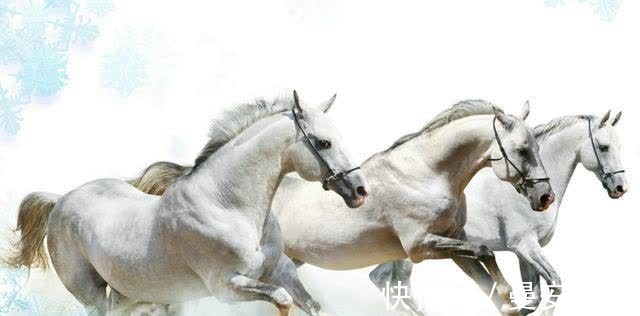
[4,192,60,270]
[128,161,192,195]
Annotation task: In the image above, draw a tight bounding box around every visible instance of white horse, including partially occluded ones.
[128,100,555,315]
[5,91,368,316]
[372,110,628,316]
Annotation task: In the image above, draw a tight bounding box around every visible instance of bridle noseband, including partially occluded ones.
[292,109,361,191]
[489,116,550,193]
[587,118,625,188]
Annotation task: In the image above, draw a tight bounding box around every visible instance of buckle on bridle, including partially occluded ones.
[514,177,551,194]
[600,170,625,189]
[321,167,361,191]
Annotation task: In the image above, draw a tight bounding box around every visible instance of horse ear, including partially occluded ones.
[493,106,514,130]
[521,100,530,121]
[599,109,611,128]
[293,90,303,113]
[611,111,622,126]
[318,93,337,113]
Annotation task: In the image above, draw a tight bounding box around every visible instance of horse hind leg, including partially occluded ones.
[369,260,426,316]
[49,242,108,316]
[109,289,170,316]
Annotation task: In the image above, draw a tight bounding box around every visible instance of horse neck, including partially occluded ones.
[537,121,586,206]
[381,115,495,196]
[168,115,293,224]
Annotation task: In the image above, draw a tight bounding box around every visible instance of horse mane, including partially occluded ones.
[129,97,293,195]
[534,115,595,141]
[193,97,292,168]
[384,99,503,152]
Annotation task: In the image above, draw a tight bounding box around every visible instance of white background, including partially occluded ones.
[0,0,638,315]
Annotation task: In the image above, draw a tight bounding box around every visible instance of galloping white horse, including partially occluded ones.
[5,92,368,316]
[129,100,555,315]
[372,110,628,316]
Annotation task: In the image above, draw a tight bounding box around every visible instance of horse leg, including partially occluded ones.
[477,255,516,311]
[456,230,514,306]
[228,273,293,316]
[518,258,542,316]
[452,257,517,316]
[401,232,520,315]
[264,255,330,316]
[109,289,169,316]
[48,238,108,316]
[369,260,426,316]
[515,242,561,316]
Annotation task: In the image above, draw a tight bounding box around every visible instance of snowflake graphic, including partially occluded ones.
[548,0,623,21]
[45,0,74,11]
[102,47,148,96]
[0,266,30,314]
[581,0,622,21]
[16,43,69,97]
[0,0,111,137]
[86,0,114,17]
[23,294,87,316]
[0,85,28,135]
[71,16,99,44]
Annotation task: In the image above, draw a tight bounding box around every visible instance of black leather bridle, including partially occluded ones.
[489,116,550,193]
[587,118,625,188]
[292,108,361,191]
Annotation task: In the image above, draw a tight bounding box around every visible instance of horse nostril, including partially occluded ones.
[616,185,624,193]
[540,194,551,205]
[356,186,368,197]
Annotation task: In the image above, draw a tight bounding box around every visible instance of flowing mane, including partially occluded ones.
[384,99,503,152]
[534,115,595,141]
[193,97,293,167]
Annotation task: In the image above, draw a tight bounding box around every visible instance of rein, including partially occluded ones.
[587,118,625,187]
[489,116,550,193]
[292,109,361,190]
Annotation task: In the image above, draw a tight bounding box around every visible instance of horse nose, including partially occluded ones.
[356,186,368,197]
[540,193,554,209]
[616,185,625,193]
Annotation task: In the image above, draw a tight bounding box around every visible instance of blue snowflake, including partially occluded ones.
[45,0,74,11]
[102,47,148,96]
[72,16,99,44]
[0,265,30,314]
[16,43,69,97]
[23,294,86,316]
[86,0,114,17]
[18,1,50,40]
[0,0,112,136]
[0,85,28,135]
[582,0,622,21]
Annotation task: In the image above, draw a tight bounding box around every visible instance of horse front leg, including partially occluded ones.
[518,259,542,316]
[403,233,517,316]
[369,260,426,316]
[514,241,561,316]
[452,257,518,316]
[263,254,331,316]
[227,273,294,316]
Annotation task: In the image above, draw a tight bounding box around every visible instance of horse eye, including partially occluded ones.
[517,148,528,156]
[599,145,609,152]
[317,140,332,149]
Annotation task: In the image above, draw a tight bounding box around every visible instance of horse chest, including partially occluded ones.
[419,196,460,226]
